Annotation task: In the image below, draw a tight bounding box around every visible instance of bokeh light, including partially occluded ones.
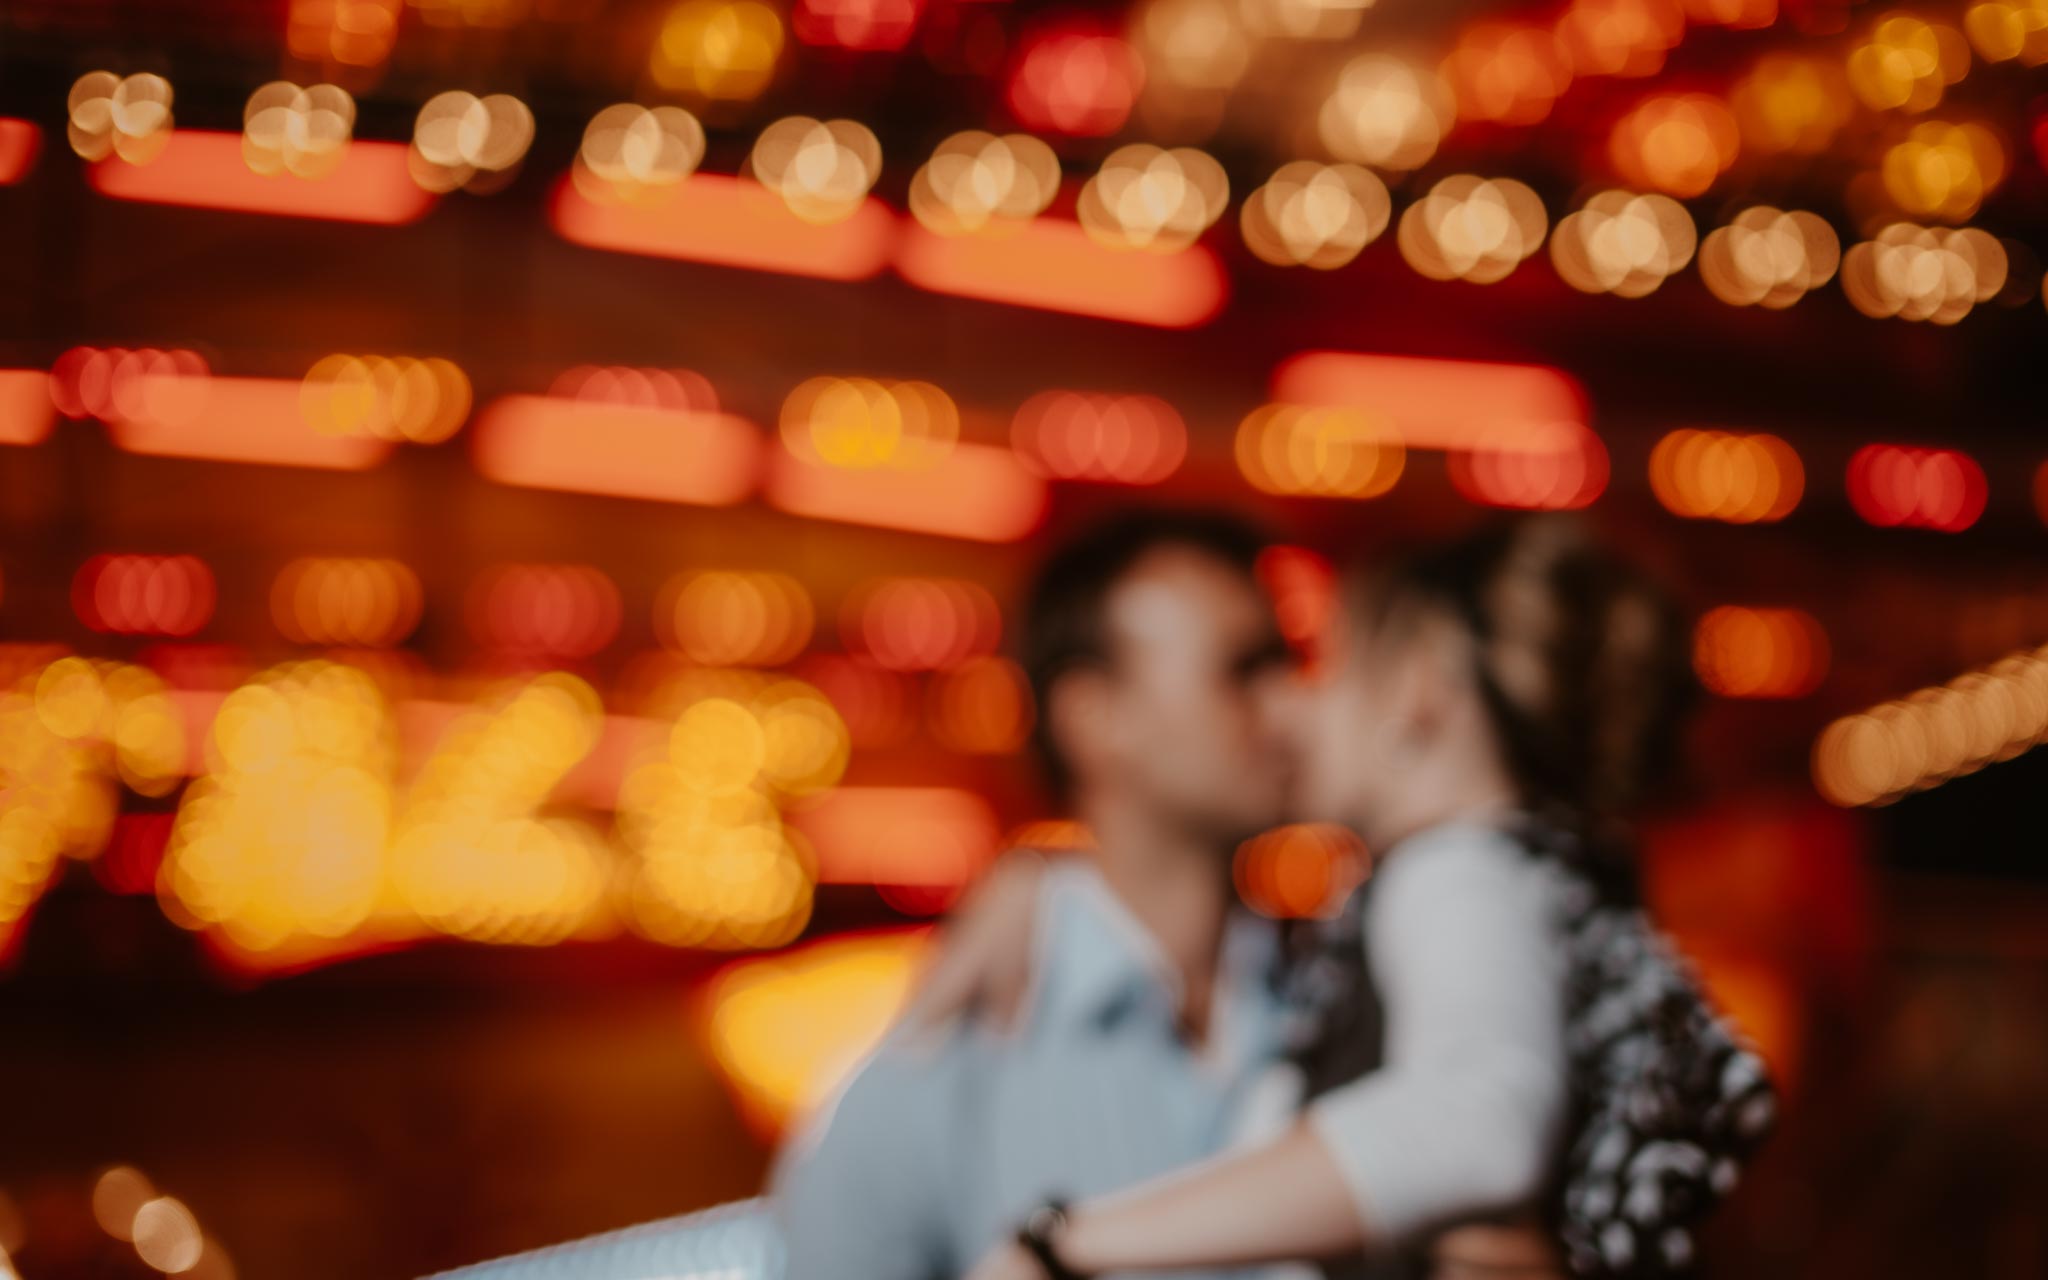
[794,654,915,748]
[1848,13,1970,114]
[1010,390,1187,484]
[1549,190,1695,297]
[92,1166,155,1242]
[1555,0,1685,79]
[1234,823,1368,918]
[287,0,402,69]
[1240,161,1390,270]
[466,563,623,657]
[1396,175,1548,283]
[1239,0,1375,41]
[242,82,354,178]
[1442,22,1572,126]
[1236,404,1405,499]
[1077,144,1229,252]
[928,655,1034,754]
[271,557,424,647]
[1814,642,2048,805]
[1965,0,2048,65]
[72,554,215,637]
[651,0,785,100]
[1649,428,1805,522]
[1608,92,1740,197]
[409,91,535,193]
[793,0,923,50]
[160,661,398,952]
[392,673,616,946]
[131,1196,204,1273]
[68,71,174,165]
[1256,544,1336,664]
[1007,22,1143,137]
[750,116,881,223]
[1733,53,1854,156]
[1846,443,1988,531]
[301,354,471,443]
[842,578,1002,671]
[1840,223,2007,323]
[1131,0,1252,129]
[1698,206,1841,308]
[1694,606,1830,698]
[656,570,815,666]
[575,104,706,202]
[1318,55,1453,172]
[779,376,958,468]
[1447,421,1609,510]
[908,131,1061,236]
[1881,121,2006,222]
[50,347,210,423]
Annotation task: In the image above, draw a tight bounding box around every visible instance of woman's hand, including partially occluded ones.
[961,1240,1049,1280]
[899,848,1054,1033]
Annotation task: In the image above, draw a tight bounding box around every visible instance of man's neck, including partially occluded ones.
[1078,799,1234,1045]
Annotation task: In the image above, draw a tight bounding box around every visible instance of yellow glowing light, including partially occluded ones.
[908,131,1061,235]
[69,71,174,165]
[1240,161,1390,270]
[1076,145,1229,252]
[652,0,785,101]
[1649,428,1804,523]
[1549,190,1695,297]
[1732,53,1854,156]
[1964,1,2048,65]
[1697,206,1841,309]
[696,929,925,1133]
[1134,0,1252,93]
[409,91,534,193]
[301,353,471,442]
[1236,404,1405,498]
[657,570,815,667]
[1848,14,1971,113]
[779,376,958,469]
[242,82,354,178]
[1814,642,2048,806]
[1881,121,2007,222]
[1396,175,1548,284]
[1840,222,2007,323]
[1318,54,1453,172]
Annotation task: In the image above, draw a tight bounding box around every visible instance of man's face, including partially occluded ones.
[1088,546,1298,844]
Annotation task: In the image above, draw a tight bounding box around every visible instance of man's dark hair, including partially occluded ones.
[1018,507,1271,807]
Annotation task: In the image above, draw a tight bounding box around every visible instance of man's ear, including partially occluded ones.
[1045,668,1118,784]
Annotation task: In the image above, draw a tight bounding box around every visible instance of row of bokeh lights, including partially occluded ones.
[32,345,2048,530]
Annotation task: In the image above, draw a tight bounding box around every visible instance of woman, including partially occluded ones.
[936,516,1702,1279]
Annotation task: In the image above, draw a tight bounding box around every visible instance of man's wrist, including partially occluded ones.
[1016,1198,1090,1280]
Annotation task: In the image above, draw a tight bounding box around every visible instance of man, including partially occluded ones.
[772,509,1303,1280]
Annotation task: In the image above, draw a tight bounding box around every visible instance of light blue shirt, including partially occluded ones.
[771,864,1296,1280]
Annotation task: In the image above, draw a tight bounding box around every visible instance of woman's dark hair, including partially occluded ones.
[1354,515,1697,853]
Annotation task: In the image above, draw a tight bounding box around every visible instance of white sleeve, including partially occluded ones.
[1305,829,1571,1241]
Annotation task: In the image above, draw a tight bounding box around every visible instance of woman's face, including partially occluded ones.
[1263,594,1428,833]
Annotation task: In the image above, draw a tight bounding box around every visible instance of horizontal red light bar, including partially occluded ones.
[0,370,54,445]
[549,174,895,282]
[89,131,436,225]
[0,119,41,185]
[895,219,1228,328]
[472,394,763,506]
[766,442,1047,542]
[788,786,1002,889]
[105,375,394,470]
[1270,351,1590,449]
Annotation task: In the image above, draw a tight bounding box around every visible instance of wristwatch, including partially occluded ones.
[1016,1198,1089,1280]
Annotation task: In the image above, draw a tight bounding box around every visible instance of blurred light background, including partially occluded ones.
[1,0,2045,1277]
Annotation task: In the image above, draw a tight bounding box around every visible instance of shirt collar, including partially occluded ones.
[1027,862,1282,1041]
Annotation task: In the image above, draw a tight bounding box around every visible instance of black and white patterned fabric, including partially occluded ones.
[1282,821,1776,1279]
[1538,826,1777,1277]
